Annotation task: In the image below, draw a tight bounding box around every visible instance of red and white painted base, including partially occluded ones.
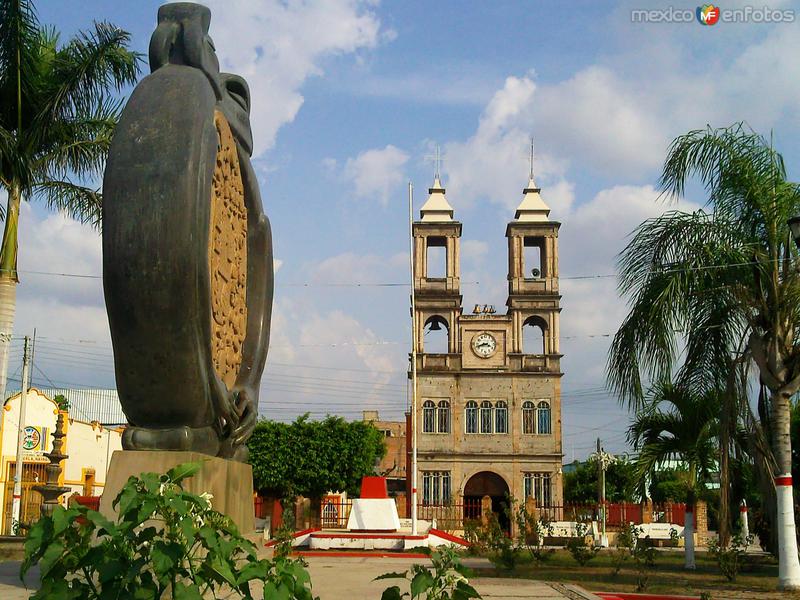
[739,501,749,541]
[308,528,468,551]
[776,474,800,590]
[268,528,469,552]
[266,478,470,554]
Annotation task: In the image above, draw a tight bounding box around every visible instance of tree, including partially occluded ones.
[0,0,140,401]
[608,124,800,588]
[563,458,638,504]
[247,415,386,500]
[628,383,719,569]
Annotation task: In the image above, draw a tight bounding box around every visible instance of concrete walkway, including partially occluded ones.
[0,555,600,599]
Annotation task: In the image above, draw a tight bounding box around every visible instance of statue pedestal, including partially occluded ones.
[99,450,255,535]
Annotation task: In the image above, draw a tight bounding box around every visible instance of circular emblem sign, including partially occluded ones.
[22,426,40,451]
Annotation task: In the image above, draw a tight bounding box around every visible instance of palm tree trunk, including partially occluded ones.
[773,390,800,590]
[685,472,696,570]
[719,383,734,548]
[0,184,20,404]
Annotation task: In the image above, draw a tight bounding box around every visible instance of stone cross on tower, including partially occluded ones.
[425,144,444,180]
[528,137,535,181]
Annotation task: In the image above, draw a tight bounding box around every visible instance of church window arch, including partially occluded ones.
[480,401,493,434]
[437,400,451,433]
[522,400,536,434]
[465,401,478,434]
[522,315,547,355]
[422,400,436,433]
[423,315,449,354]
[495,400,508,434]
[537,401,552,435]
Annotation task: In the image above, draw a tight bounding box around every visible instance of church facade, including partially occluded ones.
[410,174,563,518]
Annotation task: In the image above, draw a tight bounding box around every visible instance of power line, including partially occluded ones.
[13,257,779,284]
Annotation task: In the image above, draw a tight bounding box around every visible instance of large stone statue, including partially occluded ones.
[102,2,273,461]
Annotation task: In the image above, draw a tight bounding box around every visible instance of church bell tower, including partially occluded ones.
[412,177,462,354]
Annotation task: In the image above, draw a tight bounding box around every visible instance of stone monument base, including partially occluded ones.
[99,450,255,535]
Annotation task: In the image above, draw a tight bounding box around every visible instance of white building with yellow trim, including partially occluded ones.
[0,388,123,533]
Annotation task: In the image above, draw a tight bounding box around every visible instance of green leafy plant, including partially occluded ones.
[565,522,599,566]
[459,513,517,569]
[21,462,317,599]
[461,520,487,556]
[377,546,481,600]
[272,521,296,559]
[53,394,70,411]
[611,524,657,591]
[511,500,555,563]
[708,532,754,581]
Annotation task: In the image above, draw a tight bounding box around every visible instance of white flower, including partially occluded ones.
[199,491,213,507]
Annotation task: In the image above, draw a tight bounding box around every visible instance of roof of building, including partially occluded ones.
[419,177,454,222]
[514,176,551,222]
[5,387,127,426]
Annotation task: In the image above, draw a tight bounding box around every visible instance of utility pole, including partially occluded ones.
[408,181,418,536]
[11,335,30,534]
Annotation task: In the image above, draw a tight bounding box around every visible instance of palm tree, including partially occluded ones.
[607,123,800,589]
[0,0,139,400]
[628,383,719,569]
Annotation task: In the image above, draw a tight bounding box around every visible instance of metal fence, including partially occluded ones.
[318,497,353,529]
[415,500,693,532]
[417,498,482,531]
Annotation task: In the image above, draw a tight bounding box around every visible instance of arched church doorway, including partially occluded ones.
[463,471,510,533]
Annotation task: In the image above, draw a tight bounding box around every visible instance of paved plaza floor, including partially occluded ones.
[0,555,600,599]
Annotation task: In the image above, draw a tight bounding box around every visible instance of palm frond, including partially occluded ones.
[30,179,101,227]
[44,21,141,122]
[608,210,749,405]
[29,96,119,182]
[0,0,39,93]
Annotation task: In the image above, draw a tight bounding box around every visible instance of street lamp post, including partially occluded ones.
[590,438,615,548]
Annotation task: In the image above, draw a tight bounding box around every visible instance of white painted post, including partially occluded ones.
[740,499,749,542]
[776,474,800,589]
[408,182,418,536]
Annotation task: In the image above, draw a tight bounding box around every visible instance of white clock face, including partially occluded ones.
[472,333,497,358]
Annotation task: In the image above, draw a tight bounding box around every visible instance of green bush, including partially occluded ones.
[21,462,316,599]
[611,523,657,591]
[565,522,599,566]
[510,497,555,563]
[377,546,481,600]
[708,533,754,581]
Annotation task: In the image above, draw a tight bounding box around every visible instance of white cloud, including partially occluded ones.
[205,0,385,157]
[442,19,800,206]
[534,67,665,175]
[261,297,407,421]
[460,240,489,264]
[16,204,103,308]
[343,144,409,205]
[444,76,573,214]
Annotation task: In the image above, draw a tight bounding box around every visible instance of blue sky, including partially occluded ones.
[8,0,800,459]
